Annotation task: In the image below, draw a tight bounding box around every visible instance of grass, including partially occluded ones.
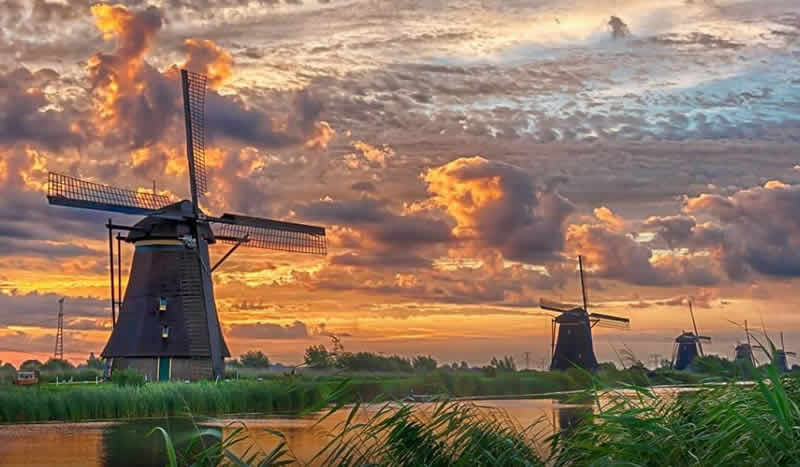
[146,364,800,466]
[0,379,326,423]
[0,362,754,424]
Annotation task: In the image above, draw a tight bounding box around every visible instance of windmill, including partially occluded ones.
[745,325,796,372]
[732,320,762,366]
[540,256,630,371]
[774,332,796,372]
[670,300,711,371]
[46,70,327,381]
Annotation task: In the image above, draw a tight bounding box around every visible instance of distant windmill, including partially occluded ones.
[47,70,327,381]
[540,256,630,371]
[54,297,65,361]
[774,332,796,373]
[671,300,711,370]
[744,325,796,372]
[732,320,762,366]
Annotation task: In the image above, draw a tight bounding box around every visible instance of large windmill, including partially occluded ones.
[671,300,710,371]
[540,256,630,371]
[47,70,327,381]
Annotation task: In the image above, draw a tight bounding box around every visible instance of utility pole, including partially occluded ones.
[54,298,65,360]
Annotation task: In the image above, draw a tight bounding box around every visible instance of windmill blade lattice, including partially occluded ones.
[181,70,208,208]
[211,213,327,255]
[47,172,172,215]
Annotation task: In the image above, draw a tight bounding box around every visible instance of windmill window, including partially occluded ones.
[161,325,170,339]
[159,297,168,312]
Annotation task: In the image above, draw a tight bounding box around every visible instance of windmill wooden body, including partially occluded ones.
[540,256,630,371]
[671,301,710,371]
[47,70,327,381]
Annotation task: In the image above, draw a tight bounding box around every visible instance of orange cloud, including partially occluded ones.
[423,156,572,263]
[182,39,233,89]
[593,206,625,232]
[306,121,336,150]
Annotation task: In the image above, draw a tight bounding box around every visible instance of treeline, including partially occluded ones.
[0,354,105,384]
[304,345,439,372]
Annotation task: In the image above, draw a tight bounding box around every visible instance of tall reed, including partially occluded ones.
[0,379,324,423]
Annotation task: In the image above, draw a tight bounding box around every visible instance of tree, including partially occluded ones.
[239,350,270,368]
[20,359,43,370]
[87,353,105,370]
[412,355,437,372]
[459,361,469,370]
[304,345,333,369]
[41,358,74,371]
[490,356,516,372]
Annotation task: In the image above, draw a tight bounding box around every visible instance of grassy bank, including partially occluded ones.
[0,364,733,424]
[0,379,325,423]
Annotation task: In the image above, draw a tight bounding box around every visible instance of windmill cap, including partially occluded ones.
[127,201,215,244]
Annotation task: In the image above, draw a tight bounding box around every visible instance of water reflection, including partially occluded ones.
[100,419,221,467]
[555,405,592,435]
[0,398,594,466]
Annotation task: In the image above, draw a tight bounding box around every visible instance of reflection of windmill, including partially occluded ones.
[540,256,630,371]
[671,300,710,370]
[47,70,327,381]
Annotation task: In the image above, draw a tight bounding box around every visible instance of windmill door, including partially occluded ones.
[158,357,171,381]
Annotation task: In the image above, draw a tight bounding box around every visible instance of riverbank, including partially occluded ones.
[0,363,760,424]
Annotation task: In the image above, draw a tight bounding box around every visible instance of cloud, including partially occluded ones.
[0,67,82,150]
[422,156,573,263]
[227,320,310,339]
[295,196,452,253]
[567,208,720,286]
[685,181,800,278]
[0,291,108,329]
[181,39,233,89]
[86,3,328,151]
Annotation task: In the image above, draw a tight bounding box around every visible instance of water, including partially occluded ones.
[0,398,590,466]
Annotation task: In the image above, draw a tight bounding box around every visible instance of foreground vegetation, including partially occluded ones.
[3,354,792,424]
[155,365,800,466]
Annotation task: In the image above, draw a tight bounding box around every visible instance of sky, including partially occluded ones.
[1,0,800,369]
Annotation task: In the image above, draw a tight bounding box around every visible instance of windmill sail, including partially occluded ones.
[589,312,630,329]
[211,214,327,255]
[539,298,580,313]
[48,172,172,215]
[181,69,208,210]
